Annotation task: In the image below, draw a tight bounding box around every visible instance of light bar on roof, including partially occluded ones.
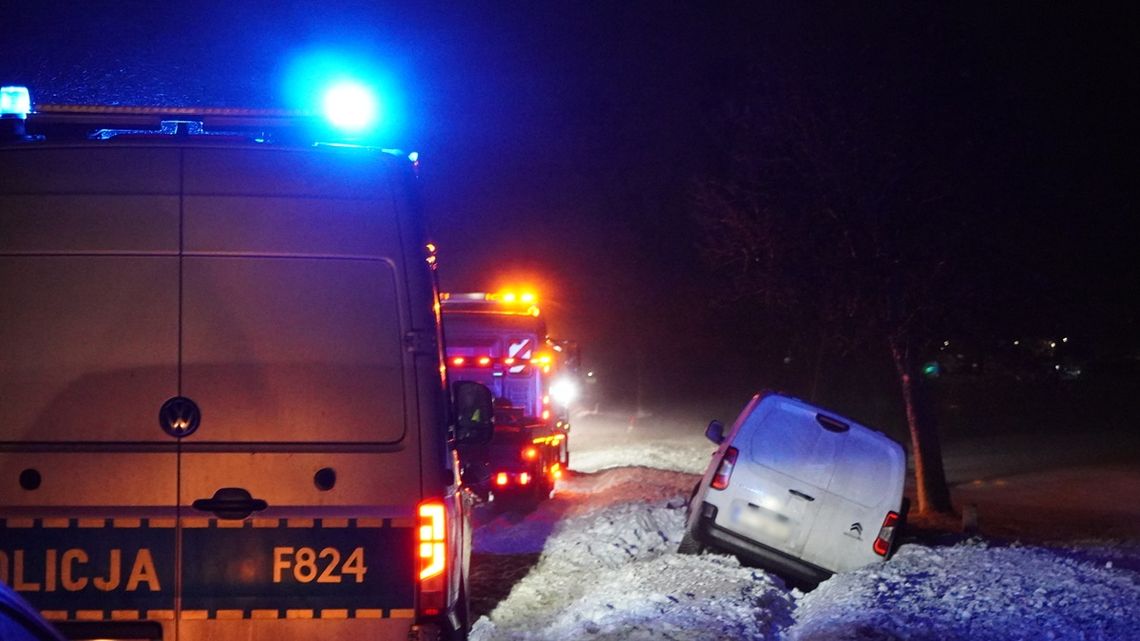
[439,291,543,317]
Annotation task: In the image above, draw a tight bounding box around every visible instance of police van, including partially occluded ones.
[0,86,491,641]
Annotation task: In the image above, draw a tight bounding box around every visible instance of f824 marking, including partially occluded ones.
[272,546,367,584]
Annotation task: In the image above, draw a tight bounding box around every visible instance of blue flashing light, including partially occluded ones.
[1,86,32,119]
[407,151,420,163]
[322,81,380,132]
[281,49,406,140]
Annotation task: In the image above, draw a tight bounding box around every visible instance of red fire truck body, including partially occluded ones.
[441,293,567,506]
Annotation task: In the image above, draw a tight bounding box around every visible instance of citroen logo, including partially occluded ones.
[159,396,201,438]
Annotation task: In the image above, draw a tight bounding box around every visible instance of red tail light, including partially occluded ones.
[518,472,531,485]
[495,472,509,486]
[417,501,447,615]
[710,447,738,490]
[522,446,538,461]
[873,511,900,556]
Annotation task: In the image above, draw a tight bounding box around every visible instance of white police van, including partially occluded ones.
[0,86,491,641]
[681,392,906,588]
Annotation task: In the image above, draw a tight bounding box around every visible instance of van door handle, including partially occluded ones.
[191,487,268,520]
[788,489,815,502]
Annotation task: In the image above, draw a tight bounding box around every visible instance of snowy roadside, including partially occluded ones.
[469,410,1140,641]
[472,467,796,641]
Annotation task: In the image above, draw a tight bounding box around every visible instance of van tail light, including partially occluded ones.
[518,472,531,485]
[495,472,509,486]
[710,447,738,490]
[873,511,900,557]
[417,501,447,616]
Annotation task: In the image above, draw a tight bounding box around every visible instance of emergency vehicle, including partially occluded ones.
[0,85,490,641]
[439,293,571,506]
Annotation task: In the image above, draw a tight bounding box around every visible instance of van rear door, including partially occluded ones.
[175,148,419,640]
[728,396,841,557]
[801,427,906,572]
[0,147,182,620]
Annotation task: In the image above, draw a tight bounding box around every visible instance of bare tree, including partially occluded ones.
[692,17,989,515]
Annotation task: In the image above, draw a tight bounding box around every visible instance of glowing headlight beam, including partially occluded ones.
[549,378,580,408]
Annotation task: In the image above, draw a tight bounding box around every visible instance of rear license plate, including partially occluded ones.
[731,503,792,541]
[180,517,414,616]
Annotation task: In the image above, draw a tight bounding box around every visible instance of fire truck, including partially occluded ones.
[440,293,573,508]
[0,85,486,641]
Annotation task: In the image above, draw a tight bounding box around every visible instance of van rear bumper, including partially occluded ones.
[691,501,832,588]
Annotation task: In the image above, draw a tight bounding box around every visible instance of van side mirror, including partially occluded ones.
[453,380,493,444]
[704,419,725,444]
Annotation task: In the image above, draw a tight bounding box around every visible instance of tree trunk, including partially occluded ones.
[889,336,954,515]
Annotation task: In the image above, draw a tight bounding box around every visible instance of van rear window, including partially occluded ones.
[746,404,840,489]
[182,256,404,443]
[827,430,895,507]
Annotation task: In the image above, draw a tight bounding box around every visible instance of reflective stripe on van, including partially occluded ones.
[1,517,415,619]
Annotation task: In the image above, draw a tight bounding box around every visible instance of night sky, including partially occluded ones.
[3,2,1138,414]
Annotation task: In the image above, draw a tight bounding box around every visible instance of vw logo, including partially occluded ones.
[159,396,201,438]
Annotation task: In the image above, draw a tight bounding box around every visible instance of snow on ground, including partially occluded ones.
[471,409,1140,641]
[473,466,796,641]
[564,406,717,476]
[791,541,1140,641]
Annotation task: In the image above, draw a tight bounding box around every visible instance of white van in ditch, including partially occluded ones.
[681,392,906,588]
[0,93,491,641]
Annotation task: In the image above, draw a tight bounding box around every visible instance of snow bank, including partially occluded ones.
[471,467,797,640]
[792,540,1140,641]
[474,467,700,555]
